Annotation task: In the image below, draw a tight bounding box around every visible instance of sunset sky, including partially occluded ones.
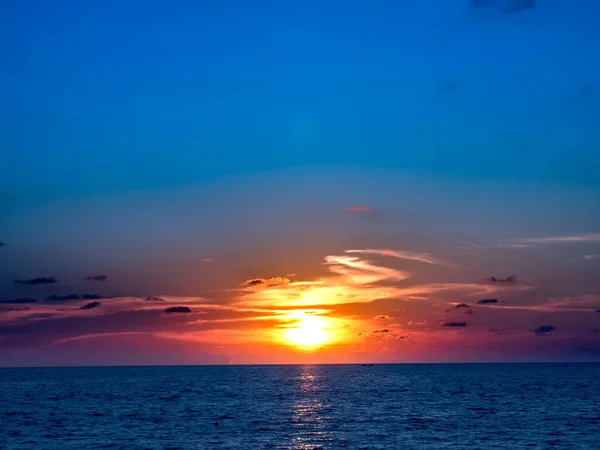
[1,0,599,366]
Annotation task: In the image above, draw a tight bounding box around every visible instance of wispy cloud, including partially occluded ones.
[324,253,410,284]
[346,249,454,267]
[345,205,371,211]
[476,295,600,313]
[514,233,600,244]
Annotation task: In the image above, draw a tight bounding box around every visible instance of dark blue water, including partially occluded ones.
[1,364,599,449]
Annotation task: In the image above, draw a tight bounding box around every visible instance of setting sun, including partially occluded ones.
[285,315,330,348]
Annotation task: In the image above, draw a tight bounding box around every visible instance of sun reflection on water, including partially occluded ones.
[288,365,335,449]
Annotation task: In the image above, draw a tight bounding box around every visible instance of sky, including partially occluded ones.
[1,0,600,366]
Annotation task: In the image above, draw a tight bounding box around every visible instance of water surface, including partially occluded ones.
[1,363,599,449]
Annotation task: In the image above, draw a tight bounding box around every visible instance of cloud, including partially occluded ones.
[483,276,517,284]
[324,254,410,284]
[346,249,453,267]
[14,277,57,285]
[164,306,192,314]
[345,205,371,211]
[201,258,215,263]
[244,277,291,288]
[79,301,101,310]
[46,294,106,302]
[145,296,165,302]
[441,321,467,327]
[515,233,600,244]
[584,255,599,260]
[532,325,556,335]
[83,275,107,282]
[0,241,4,247]
[374,315,393,320]
[478,298,499,304]
[373,329,392,333]
[0,298,37,304]
[454,303,470,309]
[596,309,600,313]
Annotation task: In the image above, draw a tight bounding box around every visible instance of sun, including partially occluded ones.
[285,315,330,348]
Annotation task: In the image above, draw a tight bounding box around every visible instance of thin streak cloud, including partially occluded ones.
[514,233,600,244]
[346,249,455,267]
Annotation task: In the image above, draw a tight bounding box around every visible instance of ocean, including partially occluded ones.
[1,363,599,449]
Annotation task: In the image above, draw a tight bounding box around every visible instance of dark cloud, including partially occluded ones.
[478,298,499,304]
[454,303,470,309]
[374,314,393,320]
[46,294,107,301]
[0,298,37,304]
[79,301,101,310]
[489,328,499,333]
[442,321,467,327]
[483,275,517,284]
[83,275,107,282]
[146,296,165,302]
[596,309,600,313]
[0,241,5,247]
[465,310,475,315]
[244,277,290,287]
[373,329,392,333]
[164,306,192,314]
[15,277,57,285]
[532,325,556,335]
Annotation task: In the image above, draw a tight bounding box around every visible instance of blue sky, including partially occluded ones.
[1,0,600,365]
[2,0,600,206]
